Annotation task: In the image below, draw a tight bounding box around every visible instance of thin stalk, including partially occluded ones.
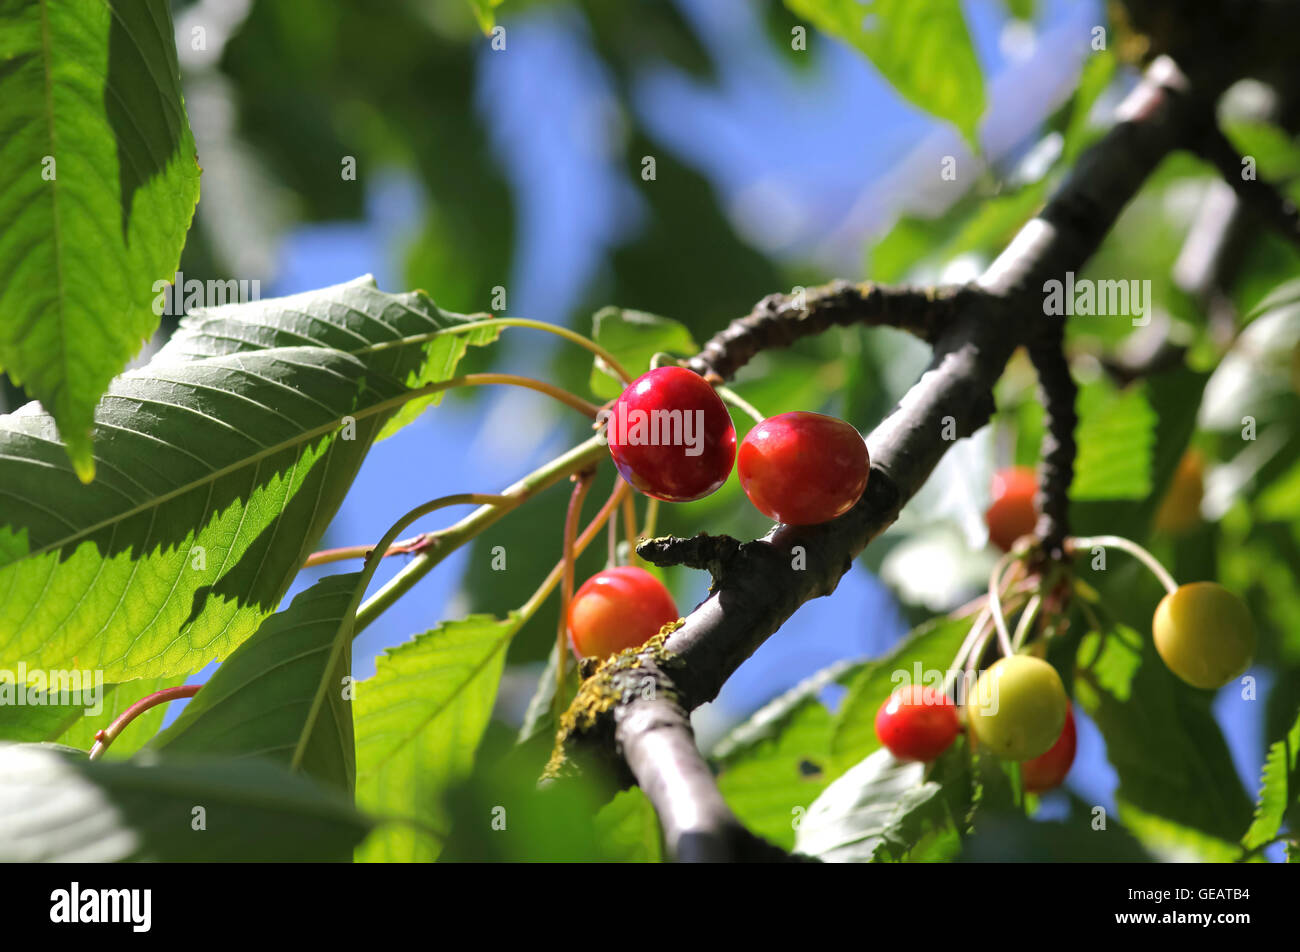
[944,603,992,697]
[359,317,634,385]
[988,551,1019,658]
[1012,593,1042,652]
[354,435,609,632]
[88,685,202,759]
[715,384,765,426]
[1069,534,1179,594]
[556,472,596,718]
[349,492,510,644]
[453,373,602,418]
[517,481,629,621]
[620,491,638,565]
[607,502,619,567]
[643,497,661,540]
[304,532,432,568]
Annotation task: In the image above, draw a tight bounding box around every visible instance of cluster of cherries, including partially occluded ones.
[566,367,1255,798]
[567,365,870,659]
[873,461,1255,793]
[874,660,1077,793]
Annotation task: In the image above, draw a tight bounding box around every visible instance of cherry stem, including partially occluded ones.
[88,685,202,760]
[988,550,1020,658]
[1012,593,1042,652]
[361,317,634,385]
[620,492,639,565]
[303,533,434,568]
[714,384,765,426]
[353,435,609,631]
[556,471,596,718]
[518,480,630,621]
[606,501,619,567]
[458,373,603,418]
[643,497,661,540]
[1069,534,1179,595]
[944,603,992,696]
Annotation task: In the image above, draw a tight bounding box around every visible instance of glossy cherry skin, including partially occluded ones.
[566,566,679,659]
[968,655,1068,761]
[1153,582,1255,690]
[986,466,1038,551]
[1020,706,1076,793]
[605,366,736,502]
[875,685,960,762]
[737,411,869,525]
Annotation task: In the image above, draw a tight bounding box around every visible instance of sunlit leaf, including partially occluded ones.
[0,0,200,478]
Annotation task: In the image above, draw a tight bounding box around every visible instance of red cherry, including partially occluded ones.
[1020,706,1076,793]
[874,685,960,762]
[737,411,869,525]
[605,366,736,502]
[986,466,1038,551]
[566,566,679,659]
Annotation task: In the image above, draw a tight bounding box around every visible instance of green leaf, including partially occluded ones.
[0,743,370,861]
[1116,802,1243,862]
[1070,380,1157,500]
[1074,623,1253,844]
[151,574,360,795]
[829,615,971,775]
[588,306,698,400]
[712,661,860,849]
[1243,707,1300,851]
[466,0,503,34]
[594,788,663,863]
[793,746,968,862]
[785,0,985,150]
[354,614,515,862]
[1060,51,1115,164]
[0,276,490,682]
[0,0,200,479]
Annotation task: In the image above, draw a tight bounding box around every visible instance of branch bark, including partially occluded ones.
[562,57,1212,861]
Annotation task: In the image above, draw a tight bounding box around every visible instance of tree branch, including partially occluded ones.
[557,57,1206,859]
[686,280,965,381]
[1192,120,1300,252]
[1027,320,1078,559]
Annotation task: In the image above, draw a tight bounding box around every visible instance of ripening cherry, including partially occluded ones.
[566,566,679,659]
[875,685,960,762]
[1153,450,1204,534]
[605,366,736,502]
[968,655,1068,761]
[985,466,1039,551]
[1152,581,1255,690]
[1020,706,1076,793]
[737,411,869,525]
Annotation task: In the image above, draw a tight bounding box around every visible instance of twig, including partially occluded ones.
[687,280,967,381]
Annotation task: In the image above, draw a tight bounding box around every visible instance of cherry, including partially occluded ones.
[875,684,960,762]
[737,411,869,525]
[985,466,1038,551]
[968,655,1068,761]
[604,366,736,502]
[1020,705,1076,793]
[566,566,679,659]
[1152,581,1255,690]
[1153,450,1204,534]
